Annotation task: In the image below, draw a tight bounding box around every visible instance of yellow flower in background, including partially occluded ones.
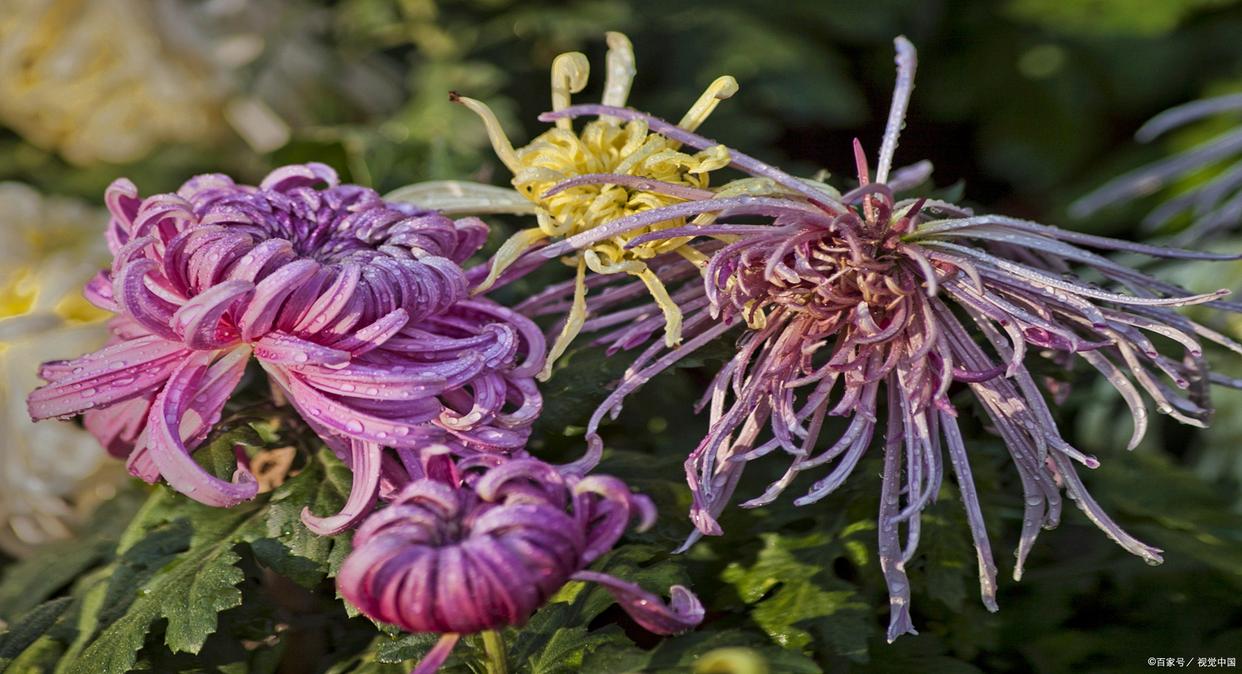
[453,32,737,377]
[0,0,231,165]
[0,182,120,556]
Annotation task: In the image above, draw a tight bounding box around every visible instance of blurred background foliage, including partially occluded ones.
[3,0,1242,672]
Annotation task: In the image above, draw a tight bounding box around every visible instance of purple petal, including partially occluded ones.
[572,571,704,635]
[146,350,257,507]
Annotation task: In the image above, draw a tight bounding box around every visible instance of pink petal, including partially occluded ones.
[146,350,257,507]
[301,438,381,535]
[571,571,704,635]
[27,335,188,420]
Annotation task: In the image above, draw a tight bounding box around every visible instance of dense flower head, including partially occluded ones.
[27,164,544,534]
[1073,92,1242,243]
[491,38,1242,640]
[338,454,703,673]
[456,32,737,377]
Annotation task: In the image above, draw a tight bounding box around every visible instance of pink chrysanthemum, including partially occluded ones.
[28,164,544,534]
[338,454,703,674]
[507,38,1242,639]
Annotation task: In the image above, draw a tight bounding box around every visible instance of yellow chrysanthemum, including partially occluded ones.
[456,32,738,378]
[0,0,235,165]
[0,183,120,556]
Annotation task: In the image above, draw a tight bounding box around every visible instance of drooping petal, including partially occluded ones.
[302,439,382,535]
[571,571,704,635]
[146,350,257,507]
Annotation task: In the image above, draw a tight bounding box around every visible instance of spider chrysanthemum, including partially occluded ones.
[509,37,1242,639]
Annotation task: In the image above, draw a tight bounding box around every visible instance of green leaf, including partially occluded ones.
[63,491,270,674]
[722,532,873,661]
[251,447,353,587]
[0,597,73,669]
[194,424,268,481]
[583,629,822,674]
[0,486,145,621]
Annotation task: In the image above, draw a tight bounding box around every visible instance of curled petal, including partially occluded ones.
[572,571,703,635]
[146,351,257,506]
[302,439,382,535]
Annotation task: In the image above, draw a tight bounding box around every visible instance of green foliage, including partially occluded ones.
[1008,0,1238,36]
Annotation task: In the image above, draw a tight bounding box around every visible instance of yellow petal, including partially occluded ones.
[637,267,684,346]
[452,94,521,173]
[602,32,636,117]
[551,52,590,130]
[677,76,739,135]
[472,227,549,294]
[539,258,590,380]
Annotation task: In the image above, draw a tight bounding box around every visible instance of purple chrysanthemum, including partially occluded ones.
[509,38,1242,639]
[27,164,544,534]
[337,454,703,674]
[1072,92,1242,242]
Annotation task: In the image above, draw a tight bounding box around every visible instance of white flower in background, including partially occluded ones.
[0,0,400,165]
[0,0,229,165]
[0,182,120,556]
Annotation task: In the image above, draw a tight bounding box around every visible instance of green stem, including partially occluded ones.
[482,630,508,674]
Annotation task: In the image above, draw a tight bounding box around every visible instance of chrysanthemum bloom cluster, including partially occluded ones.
[27,164,544,535]
[339,454,703,673]
[455,32,738,376]
[1072,92,1242,243]
[478,37,1242,639]
[0,183,121,555]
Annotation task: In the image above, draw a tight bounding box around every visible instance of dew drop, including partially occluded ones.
[341,383,356,392]
[395,427,410,437]
[346,420,364,433]
[366,387,378,396]
[82,388,98,397]
[294,351,309,363]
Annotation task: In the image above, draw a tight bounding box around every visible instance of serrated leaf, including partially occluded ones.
[252,447,352,587]
[722,532,873,660]
[64,492,269,674]
[526,625,629,674]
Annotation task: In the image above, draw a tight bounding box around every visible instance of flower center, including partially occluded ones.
[514,119,727,245]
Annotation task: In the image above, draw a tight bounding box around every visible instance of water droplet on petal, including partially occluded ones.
[346,420,364,433]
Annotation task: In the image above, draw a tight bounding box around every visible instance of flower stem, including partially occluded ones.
[482,630,508,674]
